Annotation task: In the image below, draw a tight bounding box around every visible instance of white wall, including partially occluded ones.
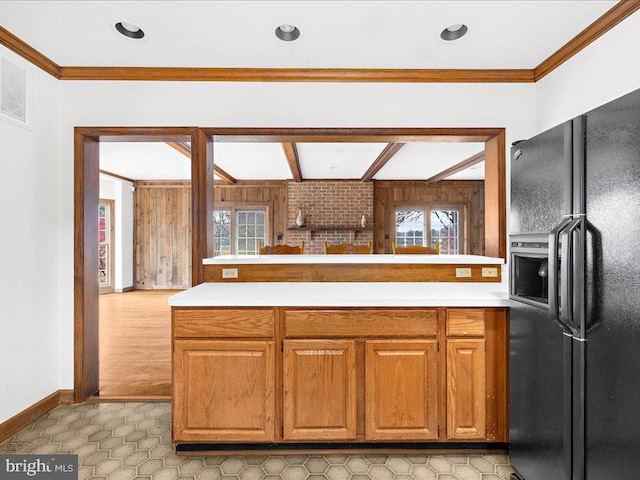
[0,45,60,423]
[116,180,134,291]
[99,175,134,291]
[536,12,640,133]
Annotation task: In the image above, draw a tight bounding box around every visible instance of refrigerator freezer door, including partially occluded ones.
[510,122,573,235]
[583,88,640,479]
[509,301,572,480]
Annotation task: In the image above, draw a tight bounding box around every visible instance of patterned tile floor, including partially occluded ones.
[0,403,515,480]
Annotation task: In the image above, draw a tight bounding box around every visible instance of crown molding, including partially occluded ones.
[58,66,535,83]
[534,0,640,81]
[0,25,60,78]
[0,1,638,84]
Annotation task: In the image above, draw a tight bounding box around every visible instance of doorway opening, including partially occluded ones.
[75,127,505,402]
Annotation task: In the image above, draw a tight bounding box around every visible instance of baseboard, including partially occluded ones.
[58,390,74,405]
[0,390,73,443]
[115,286,134,293]
[87,395,171,403]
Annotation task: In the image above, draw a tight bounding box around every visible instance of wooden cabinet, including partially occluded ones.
[446,339,486,439]
[172,308,276,443]
[172,306,508,447]
[283,340,356,440]
[365,340,439,440]
[445,309,487,440]
[173,339,275,442]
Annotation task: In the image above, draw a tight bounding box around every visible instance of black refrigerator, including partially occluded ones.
[509,87,640,480]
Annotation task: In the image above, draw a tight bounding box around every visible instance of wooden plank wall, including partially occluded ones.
[134,181,192,290]
[373,180,485,255]
[214,181,288,248]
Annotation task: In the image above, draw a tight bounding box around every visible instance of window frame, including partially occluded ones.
[393,203,469,254]
[213,202,271,255]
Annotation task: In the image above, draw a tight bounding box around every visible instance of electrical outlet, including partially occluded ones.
[456,268,472,278]
[222,268,238,279]
[482,267,498,277]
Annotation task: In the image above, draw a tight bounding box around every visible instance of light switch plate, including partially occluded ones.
[222,268,238,279]
[482,267,499,277]
[456,268,472,278]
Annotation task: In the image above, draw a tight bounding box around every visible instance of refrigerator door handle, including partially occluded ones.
[549,217,574,333]
[560,217,583,335]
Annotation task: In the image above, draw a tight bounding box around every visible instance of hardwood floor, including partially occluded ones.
[99,290,178,397]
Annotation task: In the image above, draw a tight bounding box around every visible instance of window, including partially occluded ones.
[214,205,268,255]
[395,206,463,254]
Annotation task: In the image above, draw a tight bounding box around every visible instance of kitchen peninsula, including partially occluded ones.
[169,254,509,453]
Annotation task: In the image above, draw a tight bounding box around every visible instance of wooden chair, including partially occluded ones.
[259,242,304,255]
[324,242,372,254]
[392,242,440,254]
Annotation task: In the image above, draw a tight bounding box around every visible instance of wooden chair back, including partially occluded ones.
[324,242,372,254]
[259,242,304,255]
[392,242,440,255]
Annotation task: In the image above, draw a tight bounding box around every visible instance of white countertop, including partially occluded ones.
[169,281,510,308]
[203,254,504,265]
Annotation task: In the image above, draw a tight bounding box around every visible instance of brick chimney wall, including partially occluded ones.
[286,181,374,254]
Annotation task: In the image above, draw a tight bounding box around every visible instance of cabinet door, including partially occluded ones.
[173,339,275,442]
[283,339,356,440]
[365,340,439,440]
[447,339,486,440]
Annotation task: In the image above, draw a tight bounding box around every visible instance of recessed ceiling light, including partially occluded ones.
[275,24,300,42]
[115,21,145,40]
[440,24,468,41]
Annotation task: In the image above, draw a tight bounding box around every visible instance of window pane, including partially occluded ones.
[235,209,267,255]
[431,209,460,254]
[396,210,424,247]
[213,210,232,255]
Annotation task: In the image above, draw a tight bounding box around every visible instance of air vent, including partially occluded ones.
[0,54,31,129]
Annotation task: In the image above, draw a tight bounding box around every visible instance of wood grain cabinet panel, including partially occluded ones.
[173,339,275,442]
[174,308,275,338]
[285,310,438,338]
[365,340,439,441]
[446,309,486,336]
[283,340,357,440]
[446,339,486,440]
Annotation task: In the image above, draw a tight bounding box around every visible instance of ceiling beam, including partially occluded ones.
[166,141,237,184]
[166,141,191,158]
[282,143,302,182]
[425,151,485,184]
[99,169,135,184]
[535,0,640,80]
[361,143,405,182]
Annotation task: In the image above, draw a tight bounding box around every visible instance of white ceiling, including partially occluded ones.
[0,1,617,69]
[100,143,191,180]
[374,143,485,180]
[298,143,388,179]
[99,141,486,182]
[14,1,615,183]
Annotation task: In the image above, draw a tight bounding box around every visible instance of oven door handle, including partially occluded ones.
[549,217,573,333]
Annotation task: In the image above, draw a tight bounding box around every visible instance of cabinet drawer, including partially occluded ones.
[173,308,275,338]
[446,309,485,337]
[284,310,437,338]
